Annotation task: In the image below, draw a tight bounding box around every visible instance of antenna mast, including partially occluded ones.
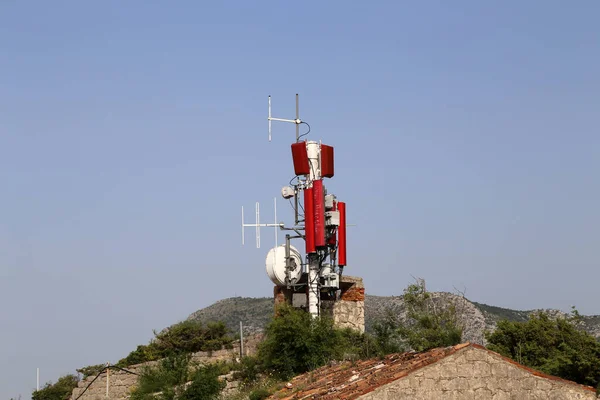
[242,94,348,319]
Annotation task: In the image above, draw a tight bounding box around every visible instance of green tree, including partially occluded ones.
[397,279,463,351]
[486,309,600,388]
[32,375,79,400]
[258,304,345,379]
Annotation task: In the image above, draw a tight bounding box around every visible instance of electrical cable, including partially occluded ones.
[73,368,106,400]
[73,365,138,400]
[297,122,310,141]
[109,365,139,376]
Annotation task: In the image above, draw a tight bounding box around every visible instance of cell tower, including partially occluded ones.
[242,94,347,318]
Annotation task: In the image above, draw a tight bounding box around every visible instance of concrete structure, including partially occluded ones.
[274,275,365,333]
[271,343,598,400]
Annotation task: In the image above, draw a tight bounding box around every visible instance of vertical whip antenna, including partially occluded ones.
[267,94,303,142]
[268,95,272,142]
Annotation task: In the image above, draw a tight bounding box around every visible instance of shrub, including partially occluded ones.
[76,364,106,380]
[397,279,463,351]
[258,304,345,379]
[248,387,271,400]
[371,311,404,356]
[178,365,226,400]
[118,320,233,367]
[32,374,79,400]
[232,356,261,384]
[130,354,225,400]
[486,309,600,387]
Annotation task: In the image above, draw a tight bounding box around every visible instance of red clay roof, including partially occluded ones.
[269,343,595,399]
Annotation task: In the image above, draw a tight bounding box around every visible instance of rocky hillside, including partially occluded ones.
[187,294,600,343]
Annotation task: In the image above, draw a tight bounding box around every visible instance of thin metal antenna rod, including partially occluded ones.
[295,93,299,142]
[268,96,272,142]
[256,202,260,249]
[267,95,302,142]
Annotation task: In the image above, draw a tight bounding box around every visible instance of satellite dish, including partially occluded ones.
[265,245,302,286]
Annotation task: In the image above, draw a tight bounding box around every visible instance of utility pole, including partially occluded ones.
[106,362,110,397]
[239,321,244,359]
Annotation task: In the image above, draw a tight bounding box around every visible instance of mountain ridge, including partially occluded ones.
[186,294,600,342]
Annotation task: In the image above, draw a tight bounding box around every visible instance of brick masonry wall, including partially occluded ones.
[70,336,261,400]
[359,347,597,400]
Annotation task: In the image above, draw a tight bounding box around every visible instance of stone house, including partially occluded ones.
[271,343,598,399]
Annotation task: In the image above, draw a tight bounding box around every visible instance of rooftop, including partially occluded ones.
[269,343,596,399]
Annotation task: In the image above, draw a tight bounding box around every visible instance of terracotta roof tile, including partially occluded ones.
[270,344,468,399]
[269,343,596,399]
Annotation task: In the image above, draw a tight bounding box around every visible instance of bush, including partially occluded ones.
[258,304,346,379]
[486,309,600,387]
[130,354,225,400]
[76,364,106,380]
[178,365,226,400]
[32,374,79,400]
[248,387,271,400]
[118,320,233,367]
[397,279,463,351]
[371,311,404,356]
[232,356,261,384]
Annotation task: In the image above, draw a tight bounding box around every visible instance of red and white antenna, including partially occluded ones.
[242,94,349,319]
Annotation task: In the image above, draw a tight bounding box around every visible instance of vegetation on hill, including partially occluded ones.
[188,294,600,342]
[36,280,600,400]
[32,374,78,400]
[396,279,463,351]
[117,320,233,367]
[472,302,530,323]
[486,309,600,390]
[130,354,226,400]
[187,297,273,335]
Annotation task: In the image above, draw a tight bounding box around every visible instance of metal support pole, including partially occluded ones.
[294,192,299,225]
[36,368,39,391]
[285,234,291,284]
[106,362,110,397]
[239,321,244,359]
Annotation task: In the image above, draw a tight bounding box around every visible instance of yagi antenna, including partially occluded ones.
[241,198,283,248]
[268,94,302,142]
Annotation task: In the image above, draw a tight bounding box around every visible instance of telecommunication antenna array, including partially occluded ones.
[241,198,282,249]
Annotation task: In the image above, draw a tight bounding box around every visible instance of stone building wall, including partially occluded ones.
[275,275,366,333]
[359,346,597,400]
[70,336,261,400]
[326,275,365,333]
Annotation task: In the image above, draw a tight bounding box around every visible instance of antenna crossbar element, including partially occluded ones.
[241,198,283,248]
[268,94,302,142]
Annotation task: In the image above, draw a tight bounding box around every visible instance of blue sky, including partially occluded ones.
[1,1,599,398]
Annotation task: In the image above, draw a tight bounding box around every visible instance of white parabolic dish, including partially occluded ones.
[265,244,302,286]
